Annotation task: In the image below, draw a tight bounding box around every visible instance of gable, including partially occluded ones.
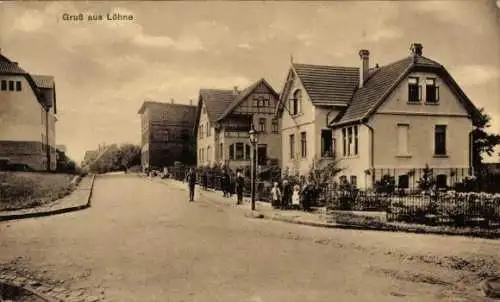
[231,82,279,116]
[331,56,482,127]
[276,67,312,117]
[217,78,279,121]
[376,71,469,116]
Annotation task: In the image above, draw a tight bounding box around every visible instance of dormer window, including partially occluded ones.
[15,81,21,91]
[408,77,421,103]
[8,80,14,91]
[289,89,302,115]
[426,78,439,104]
[1,80,6,91]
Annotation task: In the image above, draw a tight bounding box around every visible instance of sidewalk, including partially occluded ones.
[161,178,500,239]
[162,178,335,228]
[0,175,95,222]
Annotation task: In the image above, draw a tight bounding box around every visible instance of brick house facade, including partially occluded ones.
[137,100,197,171]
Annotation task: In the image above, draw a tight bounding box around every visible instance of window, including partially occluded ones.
[342,128,347,156]
[397,124,409,155]
[300,132,307,158]
[8,80,14,91]
[163,130,169,142]
[161,111,167,121]
[200,125,204,139]
[229,144,234,160]
[321,129,333,157]
[289,134,295,159]
[342,126,359,157]
[271,119,279,133]
[408,77,421,103]
[257,144,267,165]
[245,144,251,161]
[347,127,352,156]
[201,148,205,162]
[235,143,244,160]
[206,122,211,137]
[219,143,223,161]
[290,89,302,115]
[398,175,409,189]
[339,175,348,186]
[258,118,266,133]
[15,81,21,91]
[1,80,6,91]
[207,146,211,162]
[434,125,447,155]
[350,176,357,188]
[426,78,439,103]
[436,174,447,189]
[354,126,358,155]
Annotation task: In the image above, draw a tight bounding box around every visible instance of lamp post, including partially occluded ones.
[249,125,259,211]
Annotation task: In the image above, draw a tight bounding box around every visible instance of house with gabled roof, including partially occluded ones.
[277,43,482,190]
[194,78,281,170]
[0,50,58,171]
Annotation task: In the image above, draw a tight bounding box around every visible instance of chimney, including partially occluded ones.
[170,98,174,104]
[410,43,423,56]
[233,86,239,95]
[358,49,370,88]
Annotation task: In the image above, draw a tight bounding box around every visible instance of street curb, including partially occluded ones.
[247,211,500,239]
[0,174,96,222]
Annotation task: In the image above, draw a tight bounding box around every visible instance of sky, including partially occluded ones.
[0,0,499,163]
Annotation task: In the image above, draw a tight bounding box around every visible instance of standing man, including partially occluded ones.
[222,169,230,197]
[235,170,244,205]
[185,168,197,202]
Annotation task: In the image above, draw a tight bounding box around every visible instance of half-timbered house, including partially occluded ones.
[194,78,281,171]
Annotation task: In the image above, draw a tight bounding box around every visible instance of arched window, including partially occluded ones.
[289,89,302,115]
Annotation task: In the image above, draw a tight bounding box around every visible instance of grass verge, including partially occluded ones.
[0,172,79,211]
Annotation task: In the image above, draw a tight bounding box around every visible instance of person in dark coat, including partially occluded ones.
[235,171,244,205]
[300,179,312,211]
[222,170,230,197]
[281,179,292,210]
[202,171,208,190]
[185,168,197,202]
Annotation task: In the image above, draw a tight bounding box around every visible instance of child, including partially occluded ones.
[270,182,282,208]
[292,184,301,209]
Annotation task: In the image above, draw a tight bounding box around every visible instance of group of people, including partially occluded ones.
[185,168,245,204]
[270,179,315,211]
[185,167,316,211]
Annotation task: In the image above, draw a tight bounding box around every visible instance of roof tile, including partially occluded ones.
[293,63,359,105]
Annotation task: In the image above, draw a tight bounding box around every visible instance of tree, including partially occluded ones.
[119,144,141,169]
[472,108,500,170]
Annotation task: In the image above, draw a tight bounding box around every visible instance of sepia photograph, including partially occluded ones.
[0,0,499,301]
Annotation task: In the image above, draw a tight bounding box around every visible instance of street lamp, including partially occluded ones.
[249,124,259,211]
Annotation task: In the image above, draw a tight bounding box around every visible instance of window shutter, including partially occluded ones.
[435,86,440,102]
[418,85,422,101]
